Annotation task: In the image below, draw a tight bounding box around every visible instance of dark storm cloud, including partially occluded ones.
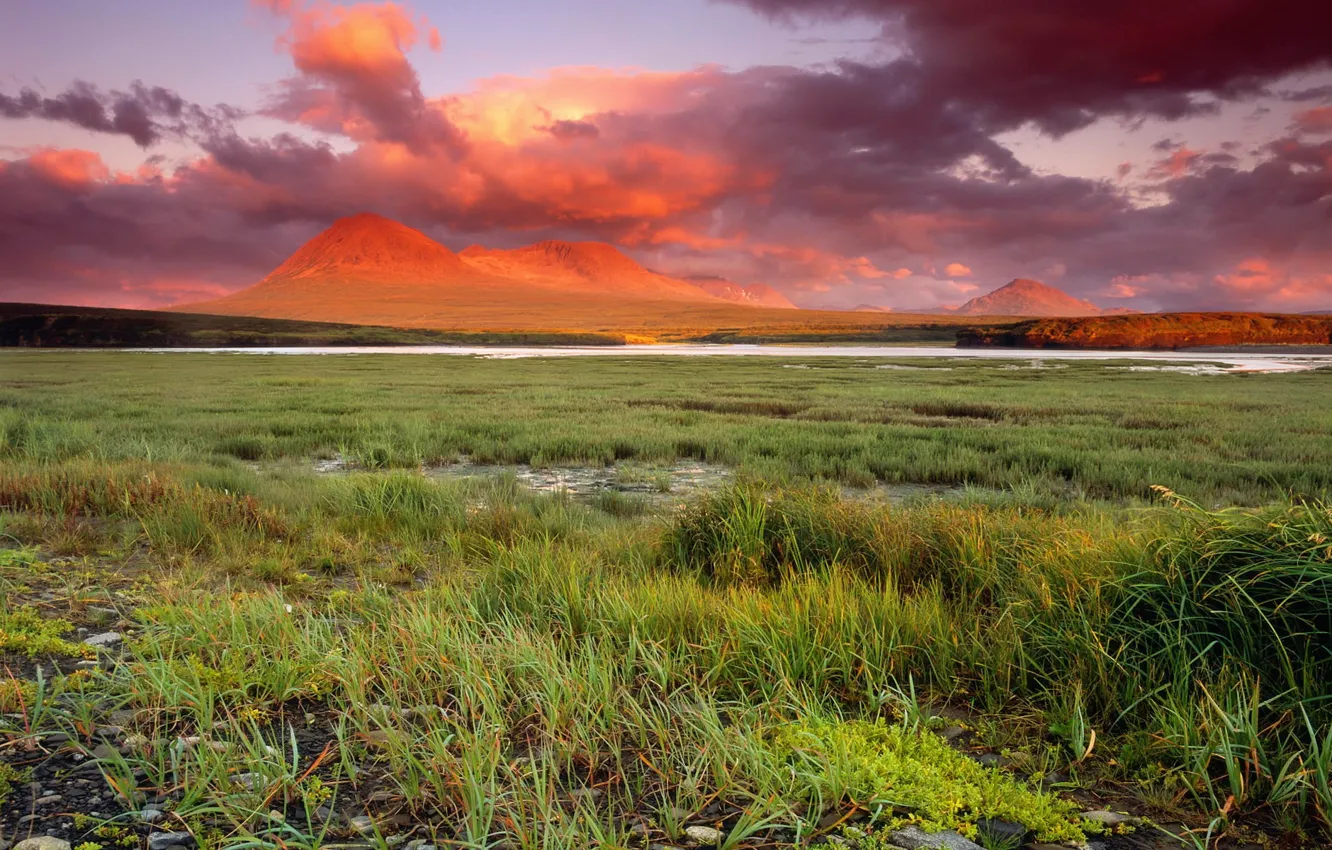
[0,80,241,147]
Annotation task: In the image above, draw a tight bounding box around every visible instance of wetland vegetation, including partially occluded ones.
[2,352,1332,850]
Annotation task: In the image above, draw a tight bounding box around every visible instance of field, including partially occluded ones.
[3,351,1332,850]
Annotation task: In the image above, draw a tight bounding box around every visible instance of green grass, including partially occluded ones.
[1,352,1331,847]
[2,351,1331,505]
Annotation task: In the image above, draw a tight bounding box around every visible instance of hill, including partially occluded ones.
[684,276,798,309]
[0,303,627,347]
[953,278,1109,317]
[958,312,1332,349]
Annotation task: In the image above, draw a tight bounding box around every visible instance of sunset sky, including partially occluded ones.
[2,0,1330,312]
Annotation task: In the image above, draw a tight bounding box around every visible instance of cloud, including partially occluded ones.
[723,0,1332,133]
[258,0,464,154]
[3,1,1332,312]
[0,81,240,147]
[1293,106,1332,135]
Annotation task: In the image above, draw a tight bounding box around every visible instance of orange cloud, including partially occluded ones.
[26,148,111,188]
[1147,146,1203,179]
[1211,258,1332,310]
[944,262,972,278]
[258,0,458,152]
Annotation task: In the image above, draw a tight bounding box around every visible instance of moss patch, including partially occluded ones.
[0,605,95,658]
[768,718,1092,843]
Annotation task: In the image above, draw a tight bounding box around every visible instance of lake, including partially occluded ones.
[123,343,1332,373]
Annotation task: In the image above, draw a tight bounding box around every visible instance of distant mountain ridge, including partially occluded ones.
[953,278,1120,317]
[685,275,797,309]
[460,240,710,300]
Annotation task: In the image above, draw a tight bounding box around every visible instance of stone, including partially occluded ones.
[14,839,71,850]
[147,833,194,850]
[384,837,406,848]
[92,743,119,760]
[36,794,63,805]
[83,632,123,648]
[140,809,166,824]
[568,787,604,803]
[232,772,261,791]
[887,826,984,850]
[41,732,72,745]
[75,661,102,670]
[88,606,120,624]
[974,818,1028,846]
[1080,810,1140,828]
[349,815,377,836]
[684,826,723,846]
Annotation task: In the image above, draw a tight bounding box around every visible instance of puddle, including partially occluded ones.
[295,454,971,507]
[426,458,733,499]
[849,482,966,504]
[1111,364,1235,375]
[306,455,732,500]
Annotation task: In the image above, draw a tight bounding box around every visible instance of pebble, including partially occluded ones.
[888,826,984,850]
[568,787,604,803]
[41,732,72,745]
[1080,810,1140,827]
[147,833,195,850]
[75,661,102,670]
[384,837,406,848]
[36,794,63,805]
[684,826,724,846]
[349,815,377,836]
[14,839,71,850]
[140,809,166,824]
[83,631,123,648]
[232,772,261,790]
[91,743,119,760]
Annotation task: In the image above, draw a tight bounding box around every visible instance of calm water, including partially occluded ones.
[123,344,1332,373]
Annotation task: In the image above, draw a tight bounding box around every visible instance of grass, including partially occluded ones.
[1,352,1331,847]
[2,351,1331,505]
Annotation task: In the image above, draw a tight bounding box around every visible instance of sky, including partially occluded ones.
[1,0,1330,312]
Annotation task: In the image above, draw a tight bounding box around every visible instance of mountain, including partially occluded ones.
[460,240,715,301]
[684,275,797,309]
[261,212,472,282]
[953,278,1109,317]
[178,213,837,331]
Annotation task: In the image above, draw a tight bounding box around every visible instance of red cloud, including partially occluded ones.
[258,0,461,153]
[1294,106,1332,135]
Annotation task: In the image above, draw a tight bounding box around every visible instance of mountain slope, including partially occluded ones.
[953,278,1106,317]
[460,240,721,302]
[684,276,797,309]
